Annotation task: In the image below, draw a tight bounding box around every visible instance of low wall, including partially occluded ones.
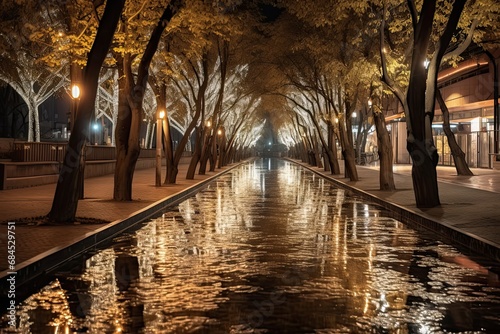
[11,142,160,162]
[0,138,14,159]
[0,158,162,190]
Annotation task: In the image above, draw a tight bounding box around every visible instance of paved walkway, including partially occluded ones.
[1,158,500,281]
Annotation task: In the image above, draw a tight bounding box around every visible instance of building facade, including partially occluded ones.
[388,47,500,168]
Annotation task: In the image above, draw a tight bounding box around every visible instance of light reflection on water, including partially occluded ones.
[2,158,500,333]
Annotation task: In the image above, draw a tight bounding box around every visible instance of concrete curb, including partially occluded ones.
[0,161,245,297]
[292,160,500,262]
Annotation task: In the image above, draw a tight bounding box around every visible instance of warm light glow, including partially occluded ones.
[368,99,372,107]
[218,129,222,135]
[438,60,488,82]
[352,111,357,118]
[71,84,80,99]
[207,120,211,127]
[335,118,339,123]
[158,110,165,119]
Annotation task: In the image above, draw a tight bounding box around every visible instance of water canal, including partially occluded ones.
[2,158,500,333]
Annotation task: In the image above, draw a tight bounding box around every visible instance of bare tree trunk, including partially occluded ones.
[149,76,177,184]
[373,106,395,190]
[328,124,341,174]
[162,116,178,184]
[114,149,138,200]
[312,133,323,169]
[405,2,441,208]
[405,0,466,207]
[217,129,226,168]
[114,1,182,200]
[338,121,358,180]
[27,98,36,142]
[187,126,201,179]
[114,56,141,201]
[300,140,309,163]
[209,132,217,171]
[198,128,211,174]
[48,0,125,222]
[437,90,473,176]
[154,83,178,184]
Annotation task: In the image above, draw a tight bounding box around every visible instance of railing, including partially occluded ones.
[12,142,163,162]
[85,145,116,161]
[13,142,67,162]
[434,130,496,168]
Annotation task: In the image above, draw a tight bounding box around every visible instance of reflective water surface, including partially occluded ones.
[2,158,500,333]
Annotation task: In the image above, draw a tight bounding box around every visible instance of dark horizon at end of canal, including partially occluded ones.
[2,158,500,333]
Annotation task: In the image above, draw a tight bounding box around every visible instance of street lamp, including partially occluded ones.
[92,123,99,145]
[71,84,80,99]
[424,59,430,69]
[156,110,165,187]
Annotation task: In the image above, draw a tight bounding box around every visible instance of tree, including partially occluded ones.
[145,0,249,183]
[378,0,490,207]
[48,0,126,223]
[436,89,473,175]
[0,1,67,142]
[406,0,464,207]
[370,90,396,190]
[269,6,384,181]
[220,93,261,166]
[171,51,211,180]
[113,0,183,200]
[95,69,120,146]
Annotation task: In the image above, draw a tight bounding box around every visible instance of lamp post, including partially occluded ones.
[217,128,222,158]
[351,111,358,148]
[71,84,80,99]
[69,83,86,198]
[69,84,80,136]
[156,110,165,186]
